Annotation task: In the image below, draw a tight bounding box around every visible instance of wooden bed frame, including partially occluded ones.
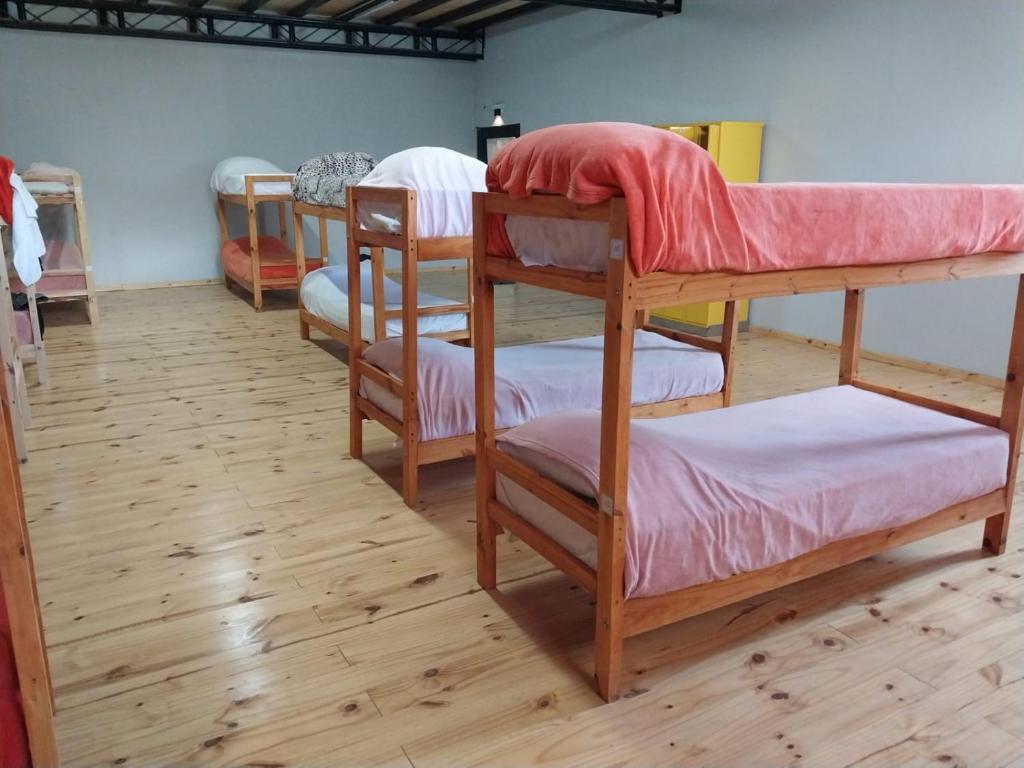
[346,187,736,507]
[473,191,1024,703]
[216,174,295,311]
[345,186,479,506]
[21,167,97,324]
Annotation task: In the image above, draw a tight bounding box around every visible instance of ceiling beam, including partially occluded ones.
[239,0,271,12]
[375,0,447,25]
[457,1,540,29]
[459,0,670,26]
[288,0,332,15]
[333,0,391,21]
[418,0,504,28]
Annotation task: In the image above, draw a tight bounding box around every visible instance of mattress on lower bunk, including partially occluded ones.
[300,264,467,341]
[495,385,1009,599]
[24,180,71,196]
[221,236,317,285]
[360,330,724,441]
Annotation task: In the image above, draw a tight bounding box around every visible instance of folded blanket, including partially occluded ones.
[293,152,374,208]
[486,122,747,275]
[486,122,1024,276]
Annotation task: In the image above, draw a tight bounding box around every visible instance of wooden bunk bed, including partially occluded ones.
[17,167,97,324]
[216,174,318,311]
[473,191,1024,703]
[292,191,470,347]
[346,185,476,505]
[0,311,59,765]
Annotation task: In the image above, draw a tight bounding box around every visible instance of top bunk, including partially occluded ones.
[211,157,294,204]
[478,123,1024,308]
[348,147,487,261]
[20,163,82,205]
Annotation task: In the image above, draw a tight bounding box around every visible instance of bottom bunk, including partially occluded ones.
[360,330,724,443]
[494,385,1008,598]
[221,235,319,291]
[300,263,467,343]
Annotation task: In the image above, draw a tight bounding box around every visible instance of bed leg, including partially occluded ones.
[594,588,624,702]
[983,512,1010,556]
[349,404,363,460]
[401,446,417,507]
[299,318,310,341]
[253,287,263,312]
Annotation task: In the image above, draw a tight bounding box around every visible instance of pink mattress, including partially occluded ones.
[487,123,1024,275]
[360,331,724,442]
[496,385,1009,599]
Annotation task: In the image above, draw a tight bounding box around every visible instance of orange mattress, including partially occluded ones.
[220,236,319,285]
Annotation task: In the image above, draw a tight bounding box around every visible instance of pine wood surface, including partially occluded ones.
[19,274,1024,767]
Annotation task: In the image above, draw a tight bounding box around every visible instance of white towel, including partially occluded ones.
[8,172,44,286]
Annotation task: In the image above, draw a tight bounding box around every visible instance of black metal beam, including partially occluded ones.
[332,0,390,20]
[0,0,483,58]
[375,0,445,25]
[418,0,501,28]
[239,0,270,12]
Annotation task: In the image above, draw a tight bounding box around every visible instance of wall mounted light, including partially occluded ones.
[492,107,504,127]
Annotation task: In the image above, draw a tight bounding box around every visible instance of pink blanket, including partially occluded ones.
[487,122,1024,275]
[361,331,723,441]
[496,386,1008,598]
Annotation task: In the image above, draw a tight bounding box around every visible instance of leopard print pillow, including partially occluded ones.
[292,152,375,208]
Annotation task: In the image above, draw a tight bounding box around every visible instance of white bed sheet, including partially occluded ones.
[360,330,724,441]
[24,181,71,196]
[300,264,467,342]
[355,147,486,238]
[211,157,293,197]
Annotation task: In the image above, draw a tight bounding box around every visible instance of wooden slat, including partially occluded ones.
[488,447,598,536]
[419,237,473,261]
[354,359,403,398]
[354,395,403,437]
[642,322,723,353]
[484,257,607,300]
[292,200,347,222]
[624,489,1006,638]
[488,499,597,593]
[481,191,612,221]
[630,391,723,419]
[416,433,478,464]
[636,251,1024,308]
[298,308,351,346]
[350,228,404,251]
[850,379,1001,428]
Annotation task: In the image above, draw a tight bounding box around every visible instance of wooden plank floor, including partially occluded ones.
[20,276,1024,767]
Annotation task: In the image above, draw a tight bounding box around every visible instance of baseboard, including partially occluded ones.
[748,325,1002,389]
[97,278,223,291]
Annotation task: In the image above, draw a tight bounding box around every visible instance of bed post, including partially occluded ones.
[71,172,98,324]
[277,201,288,246]
[839,288,865,385]
[720,300,740,406]
[401,190,421,506]
[594,197,635,703]
[245,176,263,311]
[465,240,476,348]
[371,248,387,342]
[984,274,1024,555]
[473,193,498,589]
[216,195,231,288]
[347,187,364,460]
[318,216,329,268]
[294,208,310,340]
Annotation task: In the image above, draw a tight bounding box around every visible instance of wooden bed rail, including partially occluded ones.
[473,188,1024,704]
[347,186,475,506]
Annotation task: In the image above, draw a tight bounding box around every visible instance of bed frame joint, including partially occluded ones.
[599,493,615,516]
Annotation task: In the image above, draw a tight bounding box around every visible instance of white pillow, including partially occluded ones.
[211,157,292,196]
[355,147,486,238]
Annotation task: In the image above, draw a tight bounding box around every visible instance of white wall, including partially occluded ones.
[0,30,476,286]
[475,0,1024,376]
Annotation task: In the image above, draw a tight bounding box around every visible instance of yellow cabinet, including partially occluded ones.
[653,121,763,334]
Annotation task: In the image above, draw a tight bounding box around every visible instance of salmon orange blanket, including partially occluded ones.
[486,122,1024,275]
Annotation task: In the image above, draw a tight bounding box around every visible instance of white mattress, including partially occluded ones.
[360,331,724,441]
[300,263,467,342]
[211,156,293,197]
[24,180,71,196]
[355,147,486,238]
[505,215,609,273]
